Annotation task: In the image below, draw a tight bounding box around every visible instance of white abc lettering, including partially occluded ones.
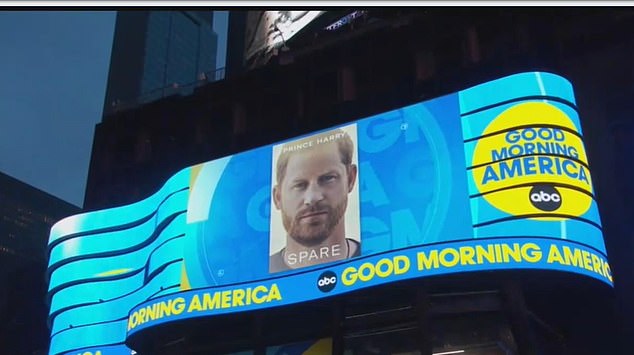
[318,276,337,286]
[530,191,561,202]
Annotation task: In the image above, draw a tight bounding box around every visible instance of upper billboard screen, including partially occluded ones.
[47,72,611,355]
[244,11,325,65]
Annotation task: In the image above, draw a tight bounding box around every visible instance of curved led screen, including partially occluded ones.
[47,72,611,355]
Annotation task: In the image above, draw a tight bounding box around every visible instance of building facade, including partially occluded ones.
[73,8,634,355]
[103,11,218,118]
[0,172,80,355]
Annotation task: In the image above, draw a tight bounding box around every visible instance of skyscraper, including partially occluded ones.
[0,171,79,355]
[103,11,218,118]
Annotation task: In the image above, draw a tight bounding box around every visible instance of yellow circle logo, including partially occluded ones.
[471,102,592,219]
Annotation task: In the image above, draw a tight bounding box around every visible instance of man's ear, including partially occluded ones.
[273,185,282,210]
[347,164,358,193]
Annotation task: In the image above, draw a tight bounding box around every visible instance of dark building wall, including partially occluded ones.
[103,11,218,118]
[0,172,80,355]
[0,172,80,265]
[562,40,634,348]
[225,11,247,78]
[86,8,633,353]
[103,11,150,113]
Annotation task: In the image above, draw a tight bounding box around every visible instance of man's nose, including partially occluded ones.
[304,183,324,205]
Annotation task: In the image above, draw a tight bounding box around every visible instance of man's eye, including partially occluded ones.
[321,175,337,183]
[292,182,307,190]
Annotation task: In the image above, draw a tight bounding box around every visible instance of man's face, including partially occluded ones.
[274,143,354,247]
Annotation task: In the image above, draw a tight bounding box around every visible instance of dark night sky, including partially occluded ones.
[0,11,116,207]
[0,11,228,208]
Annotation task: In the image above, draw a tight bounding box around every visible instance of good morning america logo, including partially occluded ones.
[470,102,593,219]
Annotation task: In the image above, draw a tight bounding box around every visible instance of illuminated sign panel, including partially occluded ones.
[244,11,325,65]
[47,72,610,355]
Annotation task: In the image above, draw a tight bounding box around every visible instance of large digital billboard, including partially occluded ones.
[244,11,325,67]
[46,72,611,355]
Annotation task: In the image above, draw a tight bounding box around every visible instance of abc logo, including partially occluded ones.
[529,185,562,211]
[317,271,337,293]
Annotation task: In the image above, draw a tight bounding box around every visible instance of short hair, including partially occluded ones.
[276,128,354,185]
